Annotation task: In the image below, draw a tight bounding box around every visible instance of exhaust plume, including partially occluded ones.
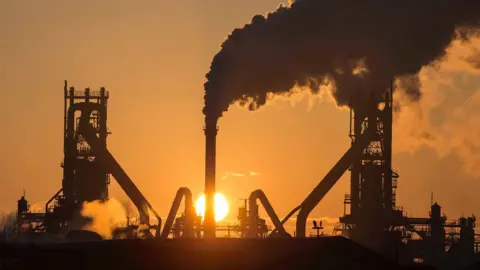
[203,0,480,122]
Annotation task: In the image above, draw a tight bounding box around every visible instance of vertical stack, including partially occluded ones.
[203,118,218,238]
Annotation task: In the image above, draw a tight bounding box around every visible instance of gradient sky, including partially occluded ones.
[2,0,480,233]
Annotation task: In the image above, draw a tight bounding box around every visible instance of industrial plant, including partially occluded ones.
[3,0,480,268]
[1,79,478,270]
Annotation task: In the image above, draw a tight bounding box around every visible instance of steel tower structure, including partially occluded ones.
[339,83,403,254]
[43,81,110,233]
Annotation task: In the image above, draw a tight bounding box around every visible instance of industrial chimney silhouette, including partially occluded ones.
[203,119,218,238]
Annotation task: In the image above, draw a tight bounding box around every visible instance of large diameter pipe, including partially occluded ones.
[203,119,218,238]
[78,115,160,227]
[295,126,375,237]
[161,187,195,239]
[247,190,289,238]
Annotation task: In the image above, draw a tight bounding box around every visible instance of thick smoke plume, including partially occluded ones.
[203,0,480,122]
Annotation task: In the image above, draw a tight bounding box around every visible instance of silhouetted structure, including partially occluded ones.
[9,81,480,270]
[15,81,160,239]
[15,83,110,235]
[338,83,401,254]
[261,84,479,268]
[334,85,478,267]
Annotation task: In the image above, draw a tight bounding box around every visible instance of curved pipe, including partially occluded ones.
[247,190,289,238]
[269,205,301,236]
[161,187,195,239]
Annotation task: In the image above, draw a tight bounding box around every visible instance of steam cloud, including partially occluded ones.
[70,198,128,239]
[203,0,480,123]
[394,38,480,178]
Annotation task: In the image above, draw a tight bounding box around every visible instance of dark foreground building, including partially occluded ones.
[0,237,444,270]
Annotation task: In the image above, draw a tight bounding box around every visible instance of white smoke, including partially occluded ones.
[76,198,127,239]
[394,38,480,178]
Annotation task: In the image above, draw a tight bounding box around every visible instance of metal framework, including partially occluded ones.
[339,84,403,253]
[15,81,159,238]
[335,83,478,266]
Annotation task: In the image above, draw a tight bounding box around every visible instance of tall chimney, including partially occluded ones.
[203,118,218,238]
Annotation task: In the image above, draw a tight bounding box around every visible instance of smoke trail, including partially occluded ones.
[29,201,47,213]
[203,0,480,123]
[120,199,138,225]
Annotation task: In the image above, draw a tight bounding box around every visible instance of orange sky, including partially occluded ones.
[1,0,480,233]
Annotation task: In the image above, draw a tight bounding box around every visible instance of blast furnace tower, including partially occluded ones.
[44,81,110,233]
[63,81,110,203]
[339,83,404,254]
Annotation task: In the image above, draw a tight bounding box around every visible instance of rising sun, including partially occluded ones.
[195,193,229,222]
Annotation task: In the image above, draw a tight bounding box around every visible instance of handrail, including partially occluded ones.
[66,90,109,98]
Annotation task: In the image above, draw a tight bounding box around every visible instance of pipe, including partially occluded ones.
[80,123,152,224]
[247,190,290,238]
[384,84,394,210]
[295,125,375,237]
[161,187,195,239]
[269,205,302,235]
[75,109,160,227]
[270,126,374,236]
[203,118,218,238]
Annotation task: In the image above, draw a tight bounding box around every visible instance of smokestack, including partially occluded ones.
[203,117,218,238]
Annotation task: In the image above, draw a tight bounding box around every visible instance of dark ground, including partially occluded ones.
[0,237,453,270]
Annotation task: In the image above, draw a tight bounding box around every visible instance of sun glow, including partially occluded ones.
[195,193,229,222]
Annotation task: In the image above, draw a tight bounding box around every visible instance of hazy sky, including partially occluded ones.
[1,0,480,233]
